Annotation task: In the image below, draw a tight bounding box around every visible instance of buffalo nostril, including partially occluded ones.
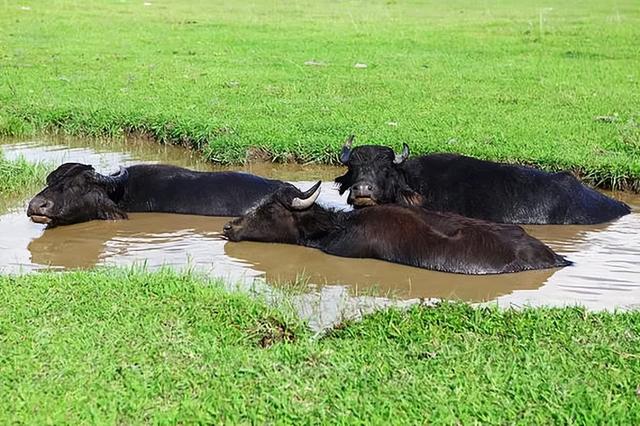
[351,184,373,196]
[28,198,53,215]
[223,223,232,232]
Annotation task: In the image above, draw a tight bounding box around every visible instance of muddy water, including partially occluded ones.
[1,137,640,329]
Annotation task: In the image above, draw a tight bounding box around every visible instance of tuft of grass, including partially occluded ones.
[0,152,49,197]
[1,269,639,423]
[0,1,639,190]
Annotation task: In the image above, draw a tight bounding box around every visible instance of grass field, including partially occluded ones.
[1,0,639,189]
[2,2,639,421]
[0,152,48,198]
[0,269,639,423]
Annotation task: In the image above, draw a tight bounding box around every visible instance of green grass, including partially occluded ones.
[1,269,639,423]
[1,4,639,419]
[0,152,48,198]
[1,0,639,189]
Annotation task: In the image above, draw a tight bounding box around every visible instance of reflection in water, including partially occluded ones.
[2,136,640,329]
[26,214,227,270]
[223,241,556,301]
[497,213,640,311]
[15,207,640,309]
[522,223,612,253]
[23,212,554,302]
[0,136,341,180]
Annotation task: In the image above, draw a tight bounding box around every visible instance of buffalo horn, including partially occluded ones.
[291,181,322,210]
[95,166,129,188]
[339,134,355,164]
[393,143,410,164]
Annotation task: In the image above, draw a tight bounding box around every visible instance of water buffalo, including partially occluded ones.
[27,163,286,227]
[335,136,631,224]
[222,182,571,275]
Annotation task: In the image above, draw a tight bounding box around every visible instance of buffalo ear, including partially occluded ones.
[339,135,355,164]
[334,172,351,195]
[393,143,410,164]
[398,190,424,207]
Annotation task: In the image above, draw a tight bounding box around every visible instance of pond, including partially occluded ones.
[1,136,639,329]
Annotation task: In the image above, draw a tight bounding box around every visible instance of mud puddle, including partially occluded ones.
[1,136,639,329]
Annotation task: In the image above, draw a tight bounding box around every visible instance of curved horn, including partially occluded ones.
[291,181,322,210]
[339,134,355,164]
[393,143,410,164]
[95,166,129,188]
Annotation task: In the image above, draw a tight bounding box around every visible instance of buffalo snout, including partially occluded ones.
[27,196,54,224]
[222,220,241,241]
[349,183,377,206]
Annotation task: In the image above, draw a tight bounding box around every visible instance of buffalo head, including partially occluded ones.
[334,135,423,208]
[223,182,322,243]
[27,163,129,227]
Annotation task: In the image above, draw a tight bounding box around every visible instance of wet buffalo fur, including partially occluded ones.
[335,144,631,225]
[223,183,571,275]
[27,163,286,227]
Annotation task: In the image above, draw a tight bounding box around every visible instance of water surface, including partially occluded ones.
[1,136,639,328]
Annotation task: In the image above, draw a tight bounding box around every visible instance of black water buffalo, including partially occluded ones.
[27,163,285,227]
[223,182,571,275]
[335,136,631,224]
